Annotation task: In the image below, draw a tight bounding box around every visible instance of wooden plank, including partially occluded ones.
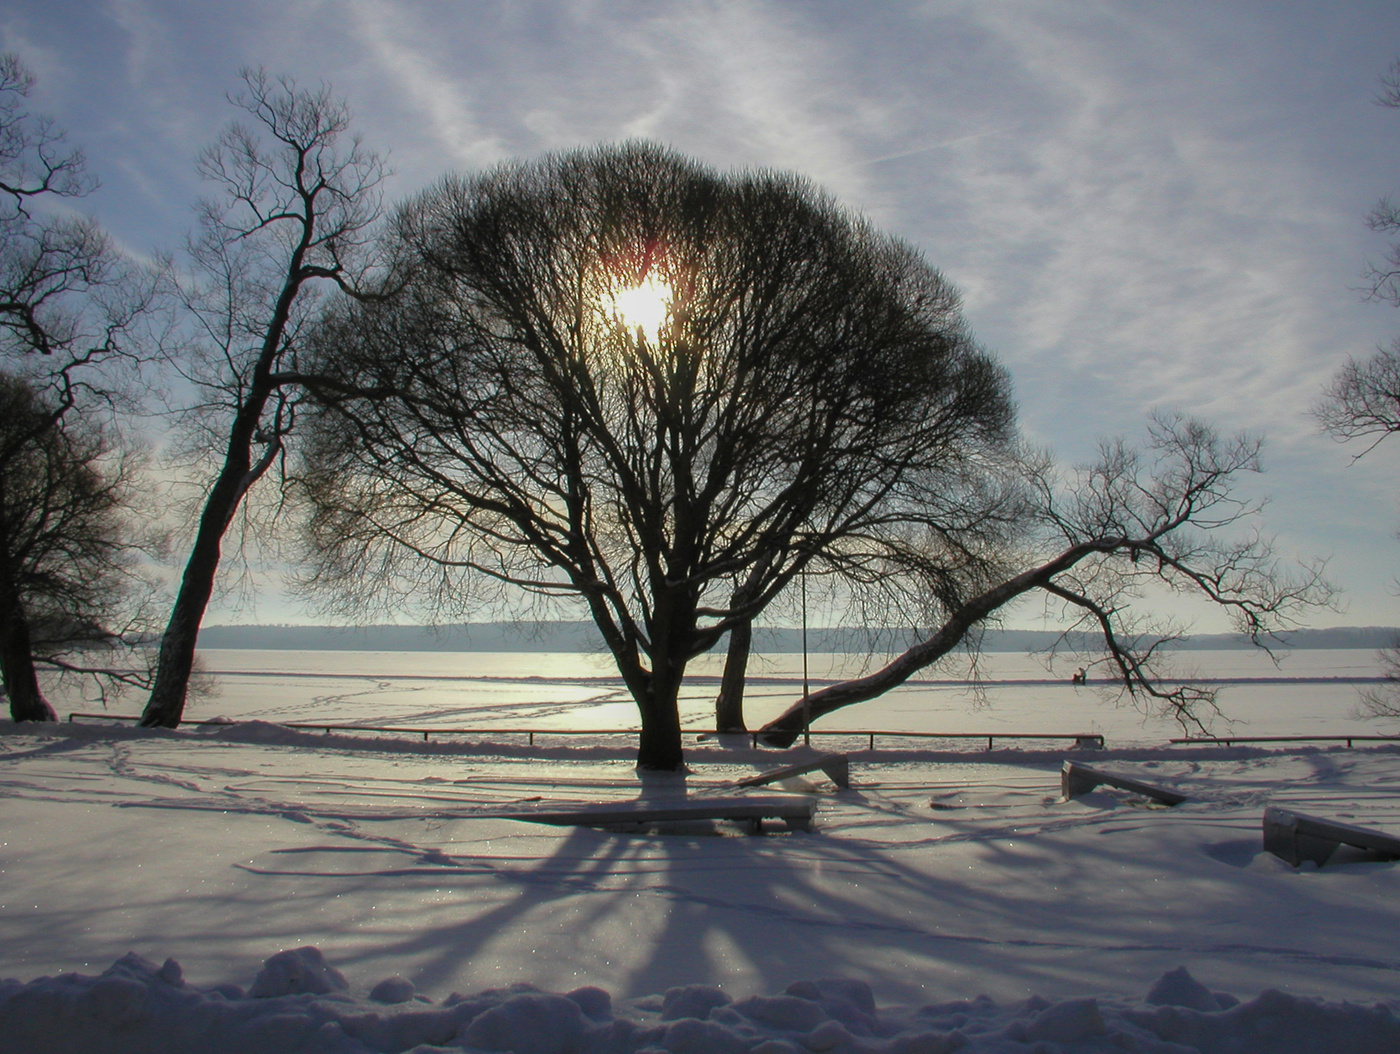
[1262,806,1400,867]
[734,753,850,790]
[1061,761,1187,806]
[492,795,816,834]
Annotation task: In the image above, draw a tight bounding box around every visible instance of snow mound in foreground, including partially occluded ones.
[2,948,1398,1054]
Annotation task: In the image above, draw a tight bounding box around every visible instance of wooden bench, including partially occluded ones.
[733,753,851,791]
[1262,806,1400,867]
[493,795,816,835]
[1061,761,1187,806]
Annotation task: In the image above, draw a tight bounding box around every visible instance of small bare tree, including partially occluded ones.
[759,416,1332,744]
[1315,56,1400,718]
[0,373,156,721]
[139,70,385,728]
[0,55,161,721]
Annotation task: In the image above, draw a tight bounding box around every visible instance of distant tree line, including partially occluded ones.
[192,622,1399,654]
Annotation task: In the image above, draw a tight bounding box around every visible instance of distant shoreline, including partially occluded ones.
[196,622,1400,653]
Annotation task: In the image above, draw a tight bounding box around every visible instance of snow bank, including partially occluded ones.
[2,947,1396,1054]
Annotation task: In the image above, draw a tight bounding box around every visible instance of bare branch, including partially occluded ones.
[1314,337,1400,456]
[141,69,387,728]
[0,53,94,218]
[759,416,1332,745]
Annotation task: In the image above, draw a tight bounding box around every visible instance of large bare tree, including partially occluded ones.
[139,70,385,728]
[297,143,1021,770]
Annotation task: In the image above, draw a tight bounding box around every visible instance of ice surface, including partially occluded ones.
[126,646,1398,741]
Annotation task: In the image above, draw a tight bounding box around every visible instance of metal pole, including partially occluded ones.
[802,573,810,747]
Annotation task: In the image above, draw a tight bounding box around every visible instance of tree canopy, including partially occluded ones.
[0,373,152,721]
[299,142,1021,770]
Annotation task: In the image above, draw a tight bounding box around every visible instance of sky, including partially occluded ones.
[4,0,1400,631]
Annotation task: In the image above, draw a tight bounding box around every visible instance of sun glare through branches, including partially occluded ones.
[607,276,673,342]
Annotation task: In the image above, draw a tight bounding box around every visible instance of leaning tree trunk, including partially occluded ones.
[140,502,230,727]
[758,540,1113,746]
[714,618,753,732]
[141,375,280,728]
[140,253,302,729]
[0,578,56,722]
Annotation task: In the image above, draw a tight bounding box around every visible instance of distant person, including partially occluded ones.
[1071,667,1087,685]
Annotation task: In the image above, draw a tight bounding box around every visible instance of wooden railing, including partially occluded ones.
[65,712,1104,751]
[1171,735,1400,748]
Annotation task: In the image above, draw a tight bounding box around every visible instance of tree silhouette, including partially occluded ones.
[140,70,385,729]
[1315,56,1400,718]
[298,143,1019,770]
[0,54,158,720]
[0,374,152,721]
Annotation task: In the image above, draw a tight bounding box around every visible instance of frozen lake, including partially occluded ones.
[64,646,1398,747]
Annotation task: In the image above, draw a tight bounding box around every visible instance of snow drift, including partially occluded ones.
[3,947,1398,1054]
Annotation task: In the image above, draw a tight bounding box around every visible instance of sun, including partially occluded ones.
[607,276,673,343]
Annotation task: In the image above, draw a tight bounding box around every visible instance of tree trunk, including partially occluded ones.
[758,540,1113,746]
[139,454,253,726]
[636,682,686,771]
[634,627,690,771]
[714,619,752,732]
[140,388,275,728]
[0,578,56,722]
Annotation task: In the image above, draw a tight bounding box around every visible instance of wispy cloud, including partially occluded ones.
[344,0,510,170]
[871,4,1386,450]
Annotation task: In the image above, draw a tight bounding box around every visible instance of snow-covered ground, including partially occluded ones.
[2,649,1398,1051]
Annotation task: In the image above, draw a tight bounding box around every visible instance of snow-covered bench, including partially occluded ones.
[1262,806,1400,867]
[495,795,816,835]
[1061,761,1187,806]
[733,753,851,790]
